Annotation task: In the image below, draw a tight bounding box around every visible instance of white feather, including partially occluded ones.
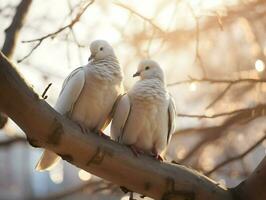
[110,94,131,141]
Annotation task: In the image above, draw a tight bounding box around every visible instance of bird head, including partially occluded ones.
[89,40,115,61]
[133,59,164,81]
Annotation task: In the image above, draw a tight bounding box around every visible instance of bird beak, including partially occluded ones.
[88,54,94,61]
[133,71,141,77]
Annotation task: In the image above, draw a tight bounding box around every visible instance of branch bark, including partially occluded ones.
[0,51,234,200]
[2,0,32,58]
[1,0,33,129]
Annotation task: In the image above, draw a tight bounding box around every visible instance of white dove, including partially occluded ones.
[36,40,123,171]
[111,59,176,160]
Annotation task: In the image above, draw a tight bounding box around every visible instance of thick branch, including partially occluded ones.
[2,0,32,58]
[0,51,233,200]
[1,0,33,129]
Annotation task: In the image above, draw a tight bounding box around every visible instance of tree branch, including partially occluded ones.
[0,51,234,200]
[18,0,95,63]
[174,104,266,163]
[177,104,265,119]
[205,133,266,176]
[2,0,32,58]
[1,0,33,129]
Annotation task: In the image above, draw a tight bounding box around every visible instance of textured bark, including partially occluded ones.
[1,0,33,129]
[0,51,235,200]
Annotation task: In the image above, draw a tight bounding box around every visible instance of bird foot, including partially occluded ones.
[98,130,110,139]
[128,145,144,157]
[152,153,164,162]
[76,122,89,134]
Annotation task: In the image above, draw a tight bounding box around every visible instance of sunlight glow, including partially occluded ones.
[121,196,130,200]
[218,179,226,187]
[205,109,214,117]
[255,59,265,72]
[78,169,92,181]
[189,82,197,92]
[49,163,64,184]
[177,147,187,160]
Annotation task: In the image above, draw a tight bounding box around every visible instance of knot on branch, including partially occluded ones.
[87,146,107,166]
[47,118,64,145]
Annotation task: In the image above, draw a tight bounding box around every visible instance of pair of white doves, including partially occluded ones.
[36,40,176,171]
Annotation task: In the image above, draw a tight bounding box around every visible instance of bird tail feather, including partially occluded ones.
[35,150,61,171]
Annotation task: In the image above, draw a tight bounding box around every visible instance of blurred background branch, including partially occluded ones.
[0,0,266,199]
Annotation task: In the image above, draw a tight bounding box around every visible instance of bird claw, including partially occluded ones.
[153,154,164,162]
[76,122,88,134]
[128,145,143,157]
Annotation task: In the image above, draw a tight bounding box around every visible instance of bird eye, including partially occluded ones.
[145,66,150,70]
[100,47,103,51]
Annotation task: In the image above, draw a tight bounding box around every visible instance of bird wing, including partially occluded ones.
[100,93,124,131]
[36,67,86,171]
[167,95,177,144]
[54,67,86,115]
[110,93,131,142]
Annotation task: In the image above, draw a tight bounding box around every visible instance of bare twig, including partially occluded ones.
[167,77,266,86]
[206,83,233,109]
[114,2,164,34]
[178,107,251,118]
[18,0,94,63]
[205,133,266,176]
[187,3,206,77]
[175,104,266,163]
[2,0,33,58]
[41,83,52,99]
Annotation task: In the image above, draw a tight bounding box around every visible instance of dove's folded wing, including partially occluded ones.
[167,95,177,144]
[111,94,131,142]
[55,67,86,115]
[35,67,86,171]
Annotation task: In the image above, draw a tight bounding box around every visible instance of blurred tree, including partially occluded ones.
[0,0,266,199]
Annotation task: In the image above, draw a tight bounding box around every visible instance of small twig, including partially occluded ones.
[19,0,94,62]
[205,133,266,176]
[187,3,206,77]
[206,83,233,109]
[114,2,164,34]
[178,107,250,118]
[214,11,223,30]
[41,83,52,99]
[167,78,266,86]
[17,40,41,63]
